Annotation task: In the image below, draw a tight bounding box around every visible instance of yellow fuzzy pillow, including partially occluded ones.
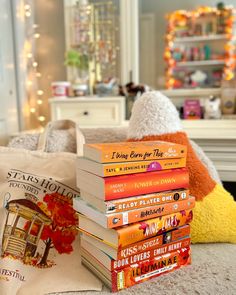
[127,91,236,243]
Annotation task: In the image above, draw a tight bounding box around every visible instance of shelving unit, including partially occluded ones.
[165,6,236,89]
[174,34,229,43]
[162,5,236,139]
[176,60,225,67]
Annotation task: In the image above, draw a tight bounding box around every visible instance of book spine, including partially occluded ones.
[117,225,190,260]
[112,247,191,292]
[102,158,186,177]
[105,189,189,214]
[117,209,193,248]
[106,197,195,228]
[99,143,187,163]
[104,168,189,200]
[111,238,190,271]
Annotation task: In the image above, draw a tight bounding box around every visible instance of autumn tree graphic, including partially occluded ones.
[25,192,78,267]
[38,193,78,266]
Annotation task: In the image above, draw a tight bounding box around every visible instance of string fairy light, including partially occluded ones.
[30,107,36,113]
[24,4,31,18]
[38,116,46,122]
[34,33,40,39]
[32,61,38,68]
[24,0,46,127]
[37,90,44,95]
[164,6,236,89]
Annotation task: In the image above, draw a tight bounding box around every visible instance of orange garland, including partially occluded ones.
[165,6,236,88]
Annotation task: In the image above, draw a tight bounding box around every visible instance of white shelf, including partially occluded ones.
[182,119,236,139]
[123,119,236,138]
[174,34,229,43]
[161,88,221,97]
[49,96,123,102]
[176,60,225,67]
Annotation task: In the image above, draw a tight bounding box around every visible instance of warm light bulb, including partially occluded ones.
[27,80,33,86]
[36,72,41,78]
[34,33,40,39]
[37,90,44,96]
[38,116,46,122]
[27,53,33,58]
[24,4,30,10]
[37,99,43,105]
[25,11,31,17]
[30,107,36,113]
[32,62,38,67]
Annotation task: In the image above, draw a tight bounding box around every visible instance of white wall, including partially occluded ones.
[35,0,67,123]
[0,0,19,143]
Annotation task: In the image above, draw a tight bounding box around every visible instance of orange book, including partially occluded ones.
[83,141,187,163]
[75,196,195,228]
[78,209,193,248]
[81,224,191,260]
[82,246,191,292]
[80,189,189,214]
[77,168,189,200]
[81,237,191,271]
[77,157,186,177]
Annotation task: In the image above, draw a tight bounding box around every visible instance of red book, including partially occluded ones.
[82,246,191,292]
[77,168,189,201]
[82,237,191,271]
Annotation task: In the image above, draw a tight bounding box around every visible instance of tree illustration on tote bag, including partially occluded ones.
[24,192,78,267]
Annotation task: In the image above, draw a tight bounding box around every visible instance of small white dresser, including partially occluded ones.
[49,96,125,127]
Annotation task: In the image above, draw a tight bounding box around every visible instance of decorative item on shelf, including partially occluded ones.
[51,81,71,98]
[172,48,182,61]
[125,82,148,97]
[204,96,221,119]
[221,79,236,114]
[217,2,227,34]
[184,99,201,120]
[73,84,89,97]
[206,20,214,35]
[190,70,208,87]
[64,49,89,94]
[165,5,236,89]
[194,23,202,36]
[203,44,211,60]
[122,82,151,120]
[94,77,119,97]
[211,68,223,87]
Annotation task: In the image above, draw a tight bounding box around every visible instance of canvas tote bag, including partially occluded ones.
[0,120,102,295]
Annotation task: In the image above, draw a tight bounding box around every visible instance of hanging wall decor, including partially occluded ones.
[65,0,120,94]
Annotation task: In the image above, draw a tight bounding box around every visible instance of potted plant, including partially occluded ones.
[64,49,89,95]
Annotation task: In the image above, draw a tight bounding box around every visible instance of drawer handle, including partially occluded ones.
[83,111,89,116]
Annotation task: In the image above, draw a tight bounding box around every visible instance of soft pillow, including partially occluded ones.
[127,91,236,243]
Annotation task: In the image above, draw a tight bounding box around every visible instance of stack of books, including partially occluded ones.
[74,141,195,292]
